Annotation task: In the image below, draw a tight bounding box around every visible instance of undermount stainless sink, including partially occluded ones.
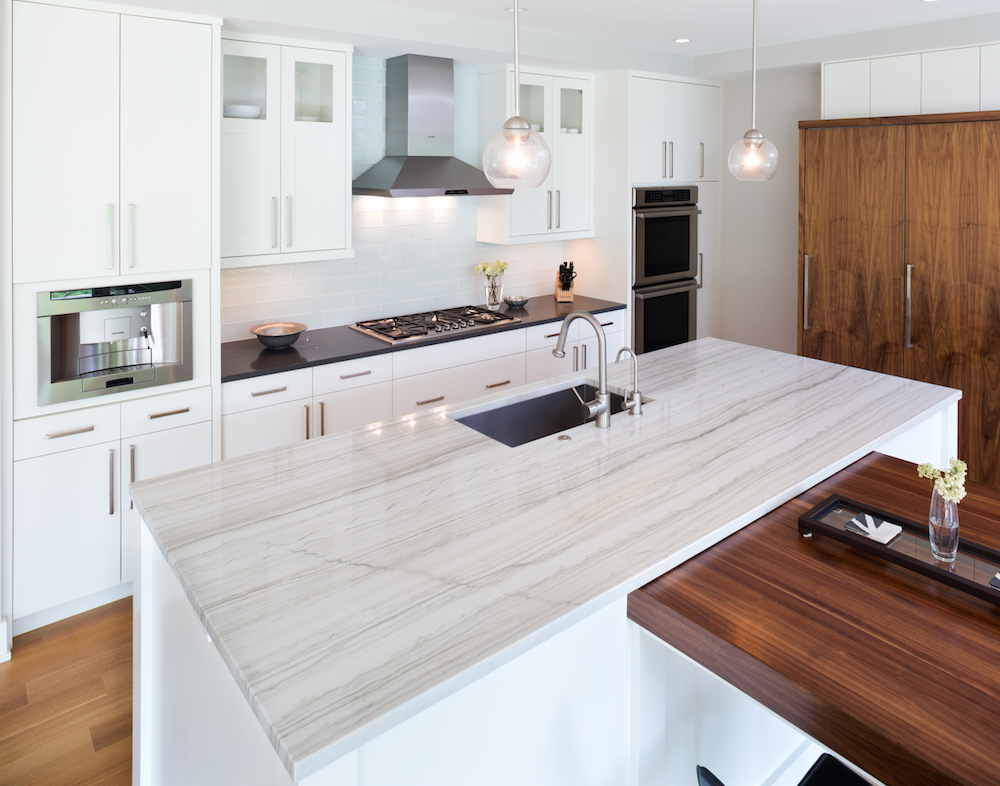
[453,384,627,447]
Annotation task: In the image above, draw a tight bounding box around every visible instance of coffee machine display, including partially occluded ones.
[37,280,193,405]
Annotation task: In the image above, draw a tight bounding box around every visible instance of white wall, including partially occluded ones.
[719,69,820,354]
[220,56,565,343]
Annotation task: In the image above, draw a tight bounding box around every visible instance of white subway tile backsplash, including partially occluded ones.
[220,56,568,344]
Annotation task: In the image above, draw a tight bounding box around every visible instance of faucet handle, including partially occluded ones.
[622,392,642,416]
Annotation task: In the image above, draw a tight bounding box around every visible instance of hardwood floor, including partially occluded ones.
[0,599,131,786]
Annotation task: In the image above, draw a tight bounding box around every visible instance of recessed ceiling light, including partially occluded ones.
[674,38,691,43]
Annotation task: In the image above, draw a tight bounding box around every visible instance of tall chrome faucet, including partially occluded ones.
[552,311,610,429]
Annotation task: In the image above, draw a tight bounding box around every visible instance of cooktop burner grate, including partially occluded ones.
[351,306,521,344]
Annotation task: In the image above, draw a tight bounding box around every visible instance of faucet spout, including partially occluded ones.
[552,310,610,428]
[615,346,642,416]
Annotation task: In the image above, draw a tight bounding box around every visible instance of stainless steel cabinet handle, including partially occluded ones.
[669,141,674,178]
[582,344,588,369]
[272,196,278,249]
[129,444,136,509]
[305,404,310,440]
[697,252,704,289]
[339,370,372,380]
[109,449,115,516]
[148,407,189,421]
[547,191,553,229]
[544,331,561,339]
[286,195,293,248]
[662,141,667,179]
[320,401,325,437]
[600,321,613,328]
[700,142,705,178]
[906,263,914,348]
[45,425,95,440]
[803,254,812,330]
[573,345,579,372]
[107,205,115,270]
[416,395,445,406]
[128,204,135,268]
[555,190,561,229]
[486,380,511,389]
[251,386,287,398]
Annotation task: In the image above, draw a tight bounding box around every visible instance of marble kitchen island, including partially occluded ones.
[130,338,960,786]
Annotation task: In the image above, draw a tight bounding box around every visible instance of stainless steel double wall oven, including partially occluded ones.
[632,186,700,354]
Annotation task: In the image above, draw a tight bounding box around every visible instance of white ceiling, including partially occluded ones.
[356,0,1000,58]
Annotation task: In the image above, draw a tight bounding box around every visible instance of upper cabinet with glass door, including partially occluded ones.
[477,65,594,245]
[221,35,353,267]
[11,1,216,284]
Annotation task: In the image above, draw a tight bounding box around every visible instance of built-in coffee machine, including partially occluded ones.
[36,279,193,405]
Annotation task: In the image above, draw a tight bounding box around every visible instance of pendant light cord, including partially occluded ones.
[751,0,757,130]
[513,4,520,118]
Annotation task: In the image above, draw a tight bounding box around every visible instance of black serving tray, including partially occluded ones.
[798,495,1000,608]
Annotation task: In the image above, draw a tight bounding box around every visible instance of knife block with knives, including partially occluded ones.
[555,261,576,303]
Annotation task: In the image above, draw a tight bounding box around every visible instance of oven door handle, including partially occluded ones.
[633,280,701,299]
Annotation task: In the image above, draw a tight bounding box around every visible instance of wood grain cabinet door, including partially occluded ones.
[800,125,906,375]
[905,120,1000,486]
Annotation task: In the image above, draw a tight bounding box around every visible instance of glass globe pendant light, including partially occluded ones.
[482,4,551,189]
[728,0,779,181]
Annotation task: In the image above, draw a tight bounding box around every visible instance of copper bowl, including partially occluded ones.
[250,322,307,349]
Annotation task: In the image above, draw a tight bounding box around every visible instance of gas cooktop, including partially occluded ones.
[351,306,521,345]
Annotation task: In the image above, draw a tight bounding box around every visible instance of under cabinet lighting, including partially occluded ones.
[674,38,691,43]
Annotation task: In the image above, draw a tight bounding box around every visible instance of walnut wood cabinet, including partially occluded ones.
[800,111,1000,487]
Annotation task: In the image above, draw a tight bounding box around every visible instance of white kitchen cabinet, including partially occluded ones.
[822,60,870,120]
[12,1,214,283]
[870,55,921,117]
[393,354,526,418]
[982,45,1000,111]
[630,77,720,184]
[14,440,122,620]
[922,47,981,116]
[313,355,393,436]
[11,388,214,625]
[221,35,353,267]
[696,181,720,339]
[222,398,311,459]
[524,313,625,385]
[477,66,593,244]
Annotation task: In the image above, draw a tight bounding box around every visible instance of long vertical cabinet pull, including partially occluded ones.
[905,264,914,348]
[108,449,115,516]
[573,345,579,372]
[286,196,293,248]
[669,142,674,178]
[305,404,310,440]
[128,204,136,268]
[320,402,325,437]
[700,143,705,178]
[129,445,136,509]
[803,254,812,330]
[272,196,279,249]
[582,344,587,369]
[107,205,115,270]
[662,142,667,179]
[547,191,553,229]
[555,191,561,229]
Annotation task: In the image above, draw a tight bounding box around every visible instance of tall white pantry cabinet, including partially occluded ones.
[1,0,222,644]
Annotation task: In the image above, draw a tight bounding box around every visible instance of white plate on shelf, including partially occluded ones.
[224,104,263,119]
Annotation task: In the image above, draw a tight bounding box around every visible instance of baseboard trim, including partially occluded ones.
[13,582,133,637]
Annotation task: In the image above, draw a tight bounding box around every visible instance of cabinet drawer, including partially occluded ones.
[315,382,392,437]
[313,354,392,396]
[525,320,578,351]
[393,355,526,418]
[392,330,526,379]
[222,368,312,415]
[222,399,311,460]
[14,403,121,461]
[122,386,212,438]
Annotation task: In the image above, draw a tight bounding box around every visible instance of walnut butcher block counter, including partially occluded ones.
[130,338,961,783]
[629,452,1000,786]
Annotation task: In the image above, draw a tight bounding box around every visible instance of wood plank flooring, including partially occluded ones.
[0,598,131,786]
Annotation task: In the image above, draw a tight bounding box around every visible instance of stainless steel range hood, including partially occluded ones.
[352,55,513,198]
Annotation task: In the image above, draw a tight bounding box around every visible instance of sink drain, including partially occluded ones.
[558,435,572,441]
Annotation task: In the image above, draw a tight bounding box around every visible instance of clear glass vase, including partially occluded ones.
[928,486,959,562]
[484,272,504,311]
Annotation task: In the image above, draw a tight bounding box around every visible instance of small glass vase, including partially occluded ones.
[484,272,504,311]
[928,486,960,562]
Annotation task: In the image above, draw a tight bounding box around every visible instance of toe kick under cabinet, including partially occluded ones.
[11,387,213,629]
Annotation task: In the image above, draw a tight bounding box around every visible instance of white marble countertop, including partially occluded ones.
[131,338,960,782]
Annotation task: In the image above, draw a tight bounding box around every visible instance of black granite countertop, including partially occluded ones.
[221,295,626,382]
